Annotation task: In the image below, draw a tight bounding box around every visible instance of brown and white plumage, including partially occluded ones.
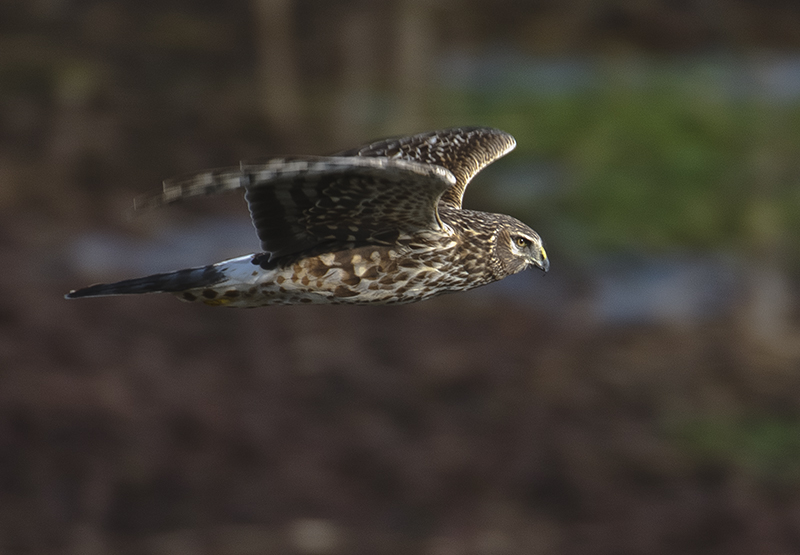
[66,127,548,307]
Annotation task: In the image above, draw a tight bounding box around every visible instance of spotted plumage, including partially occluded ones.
[66,127,548,307]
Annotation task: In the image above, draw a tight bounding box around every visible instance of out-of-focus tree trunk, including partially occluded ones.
[332,8,377,147]
[739,58,800,356]
[391,0,436,134]
[741,186,798,356]
[252,0,305,145]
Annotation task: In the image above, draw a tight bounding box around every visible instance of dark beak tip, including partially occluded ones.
[537,256,549,274]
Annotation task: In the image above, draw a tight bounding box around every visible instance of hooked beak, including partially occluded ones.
[532,246,549,273]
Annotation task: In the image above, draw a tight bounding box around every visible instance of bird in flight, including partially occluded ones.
[66,126,548,307]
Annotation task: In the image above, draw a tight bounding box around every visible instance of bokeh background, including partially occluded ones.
[3,1,800,553]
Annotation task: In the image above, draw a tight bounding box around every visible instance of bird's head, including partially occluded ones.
[492,216,548,277]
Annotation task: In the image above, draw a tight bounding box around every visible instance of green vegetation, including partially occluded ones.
[435,61,800,258]
[667,414,800,484]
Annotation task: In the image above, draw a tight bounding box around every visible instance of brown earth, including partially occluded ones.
[3,210,800,554]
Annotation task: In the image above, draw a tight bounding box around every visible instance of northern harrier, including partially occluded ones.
[66,127,548,306]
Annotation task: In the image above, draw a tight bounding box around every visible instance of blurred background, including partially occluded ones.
[2,0,800,553]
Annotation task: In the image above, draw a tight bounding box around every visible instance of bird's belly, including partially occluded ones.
[173,251,475,307]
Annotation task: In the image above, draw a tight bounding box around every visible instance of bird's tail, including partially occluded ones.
[65,264,225,299]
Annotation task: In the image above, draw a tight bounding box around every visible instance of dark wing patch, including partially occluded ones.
[139,156,456,262]
[334,126,516,208]
[242,157,455,261]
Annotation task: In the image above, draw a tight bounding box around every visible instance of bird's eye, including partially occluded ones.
[514,236,529,248]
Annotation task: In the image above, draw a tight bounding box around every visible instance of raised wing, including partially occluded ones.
[334,126,516,208]
[136,156,456,262]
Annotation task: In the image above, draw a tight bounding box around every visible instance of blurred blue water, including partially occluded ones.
[439,50,800,100]
[68,217,258,277]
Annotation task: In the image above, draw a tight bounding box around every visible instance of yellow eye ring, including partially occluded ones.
[515,237,528,248]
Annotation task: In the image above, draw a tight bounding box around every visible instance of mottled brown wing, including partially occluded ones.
[137,156,456,262]
[334,126,516,208]
[243,157,456,260]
